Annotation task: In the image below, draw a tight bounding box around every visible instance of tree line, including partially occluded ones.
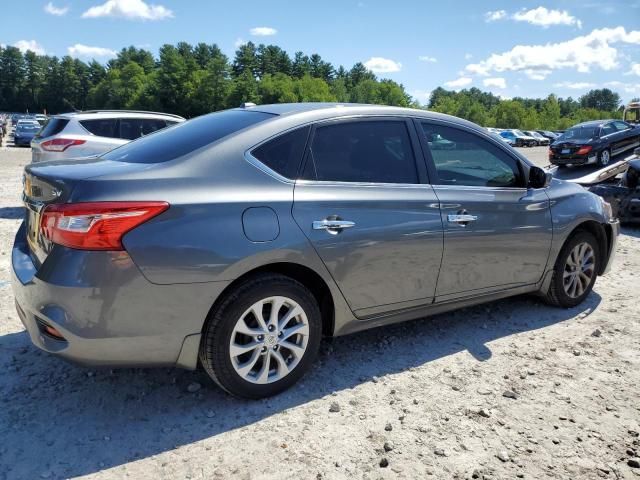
[0,41,634,130]
[428,87,633,131]
[0,42,411,117]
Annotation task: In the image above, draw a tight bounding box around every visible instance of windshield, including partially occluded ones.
[103,110,275,164]
[513,130,528,137]
[560,126,598,141]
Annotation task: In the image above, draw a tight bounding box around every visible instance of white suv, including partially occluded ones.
[30,110,185,163]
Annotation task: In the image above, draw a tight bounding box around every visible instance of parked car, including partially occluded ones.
[34,114,48,126]
[13,122,41,147]
[499,130,536,147]
[549,120,640,167]
[536,130,559,141]
[524,130,550,146]
[30,110,185,163]
[12,103,619,399]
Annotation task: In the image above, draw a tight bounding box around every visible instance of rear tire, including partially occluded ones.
[543,231,599,308]
[598,149,611,167]
[199,273,322,399]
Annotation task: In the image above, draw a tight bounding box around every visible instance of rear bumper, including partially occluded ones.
[11,222,228,369]
[550,153,597,166]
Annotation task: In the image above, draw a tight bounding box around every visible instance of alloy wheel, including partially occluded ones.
[563,242,596,298]
[229,296,310,384]
[600,150,610,165]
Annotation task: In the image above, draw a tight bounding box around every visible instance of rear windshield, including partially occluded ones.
[37,118,69,138]
[17,124,40,131]
[560,126,597,140]
[103,110,275,164]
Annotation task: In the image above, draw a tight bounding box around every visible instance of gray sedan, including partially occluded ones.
[12,103,619,398]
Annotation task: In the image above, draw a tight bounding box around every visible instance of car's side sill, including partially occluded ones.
[334,282,540,337]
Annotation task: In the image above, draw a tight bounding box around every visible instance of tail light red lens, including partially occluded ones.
[576,145,593,155]
[41,138,86,152]
[40,202,169,250]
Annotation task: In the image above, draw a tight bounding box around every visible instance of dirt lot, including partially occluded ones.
[0,144,639,480]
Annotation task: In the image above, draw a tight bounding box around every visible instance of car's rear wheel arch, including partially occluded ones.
[203,262,335,338]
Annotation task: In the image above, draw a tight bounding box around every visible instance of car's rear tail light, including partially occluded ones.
[40,138,86,152]
[576,145,592,155]
[40,202,169,250]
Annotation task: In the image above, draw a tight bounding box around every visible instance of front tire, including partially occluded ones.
[199,274,322,399]
[543,231,599,308]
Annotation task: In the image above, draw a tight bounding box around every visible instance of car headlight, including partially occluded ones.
[599,196,614,220]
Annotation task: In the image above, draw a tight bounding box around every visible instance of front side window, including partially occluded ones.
[251,126,310,179]
[420,122,522,188]
[304,120,419,184]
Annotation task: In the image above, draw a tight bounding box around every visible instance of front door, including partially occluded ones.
[292,118,444,317]
[417,120,553,300]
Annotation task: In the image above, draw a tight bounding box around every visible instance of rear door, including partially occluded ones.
[416,120,553,300]
[292,118,444,318]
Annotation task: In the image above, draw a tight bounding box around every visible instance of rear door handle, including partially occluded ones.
[313,219,355,234]
[447,214,478,224]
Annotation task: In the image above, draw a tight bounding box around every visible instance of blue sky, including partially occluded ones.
[2,0,639,103]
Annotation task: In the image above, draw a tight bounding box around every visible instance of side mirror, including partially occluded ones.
[528,166,552,189]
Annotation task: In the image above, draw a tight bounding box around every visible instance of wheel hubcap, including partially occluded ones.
[601,151,610,165]
[229,296,309,384]
[563,242,595,298]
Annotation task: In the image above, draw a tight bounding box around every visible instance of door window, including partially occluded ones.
[613,121,630,131]
[80,119,118,138]
[304,120,419,184]
[601,123,616,136]
[420,122,523,188]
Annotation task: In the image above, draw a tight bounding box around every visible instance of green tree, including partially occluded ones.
[579,88,621,112]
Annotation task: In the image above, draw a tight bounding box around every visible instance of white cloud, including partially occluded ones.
[444,77,472,89]
[68,44,117,58]
[605,80,640,93]
[234,38,246,48]
[626,63,640,76]
[464,53,473,60]
[512,7,582,29]
[14,40,45,55]
[411,89,432,103]
[553,81,596,89]
[418,55,437,63]
[44,2,69,16]
[465,27,640,77]
[524,69,552,80]
[483,77,507,89]
[250,27,277,36]
[485,10,507,22]
[364,57,402,73]
[82,0,173,20]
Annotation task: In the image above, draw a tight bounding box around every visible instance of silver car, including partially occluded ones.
[30,110,184,163]
[12,103,619,399]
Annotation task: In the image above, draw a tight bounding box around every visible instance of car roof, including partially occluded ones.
[233,102,486,132]
[53,110,185,121]
[573,120,616,127]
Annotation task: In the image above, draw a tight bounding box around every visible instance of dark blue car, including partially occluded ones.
[13,122,40,147]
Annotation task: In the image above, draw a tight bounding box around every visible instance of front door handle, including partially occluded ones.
[447,214,478,225]
[313,219,355,234]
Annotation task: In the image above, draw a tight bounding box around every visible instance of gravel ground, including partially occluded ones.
[1,145,639,480]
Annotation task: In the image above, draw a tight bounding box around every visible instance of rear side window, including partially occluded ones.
[304,120,419,184]
[38,118,69,138]
[251,126,310,179]
[103,110,275,164]
[80,119,118,138]
[119,118,171,140]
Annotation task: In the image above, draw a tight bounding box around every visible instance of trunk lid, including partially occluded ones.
[23,158,157,266]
